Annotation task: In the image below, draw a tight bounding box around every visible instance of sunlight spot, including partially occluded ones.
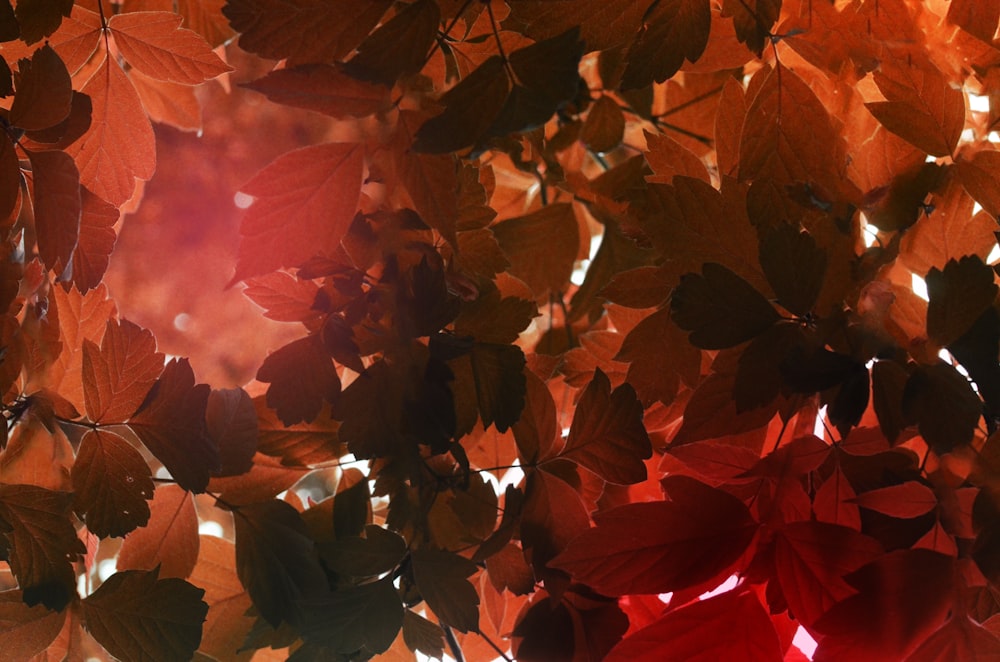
[925,154,938,163]
[860,213,879,248]
[815,405,828,439]
[233,191,254,209]
[794,626,818,658]
[912,273,928,301]
[974,202,983,215]
[173,313,191,331]
[969,93,990,113]
[98,559,117,583]
[198,520,225,538]
[700,574,739,599]
[961,127,976,143]
[570,260,590,286]
[990,131,1000,144]
[988,244,1000,265]
[499,464,525,492]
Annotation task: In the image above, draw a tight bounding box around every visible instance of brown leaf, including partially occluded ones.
[188,535,254,662]
[620,0,711,89]
[13,0,72,45]
[721,0,780,55]
[242,63,392,119]
[297,576,403,655]
[344,0,439,86]
[562,368,651,484]
[0,136,20,221]
[644,130,711,184]
[492,203,579,298]
[581,95,625,153]
[395,110,460,246]
[503,0,650,52]
[617,306,701,407]
[128,358,219,493]
[411,548,480,633]
[956,148,1000,217]
[925,255,998,347]
[109,10,231,84]
[256,335,341,426]
[254,397,342,467]
[81,318,164,424]
[206,387,258,477]
[207,452,309,506]
[403,609,445,659]
[10,44,72,131]
[71,429,154,538]
[758,224,827,316]
[82,567,208,662]
[117,484,199,580]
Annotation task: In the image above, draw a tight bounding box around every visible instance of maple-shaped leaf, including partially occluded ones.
[492,203,579,298]
[620,0,710,90]
[551,476,758,595]
[128,358,219,493]
[812,550,955,661]
[108,11,231,85]
[344,0,439,86]
[925,255,997,347]
[321,524,406,578]
[14,0,71,45]
[411,548,480,633]
[26,148,80,272]
[9,44,72,131]
[561,368,651,484]
[232,499,328,628]
[298,576,403,655]
[70,188,118,293]
[0,484,84,610]
[242,63,392,119]
[0,589,66,659]
[117,484,199,580]
[865,55,965,158]
[231,142,364,283]
[902,361,982,454]
[71,428,154,538]
[68,55,156,207]
[206,387,257,477]
[671,263,779,349]
[774,521,883,629]
[82,567,207,662]
[256,335,340,426]
[758,224,827,316]
[605,589,783,662]
[81,318,164,424]
[223,0,392,64]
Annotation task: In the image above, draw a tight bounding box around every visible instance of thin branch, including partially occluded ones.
[476,628,513,662]
[443,624,466,662]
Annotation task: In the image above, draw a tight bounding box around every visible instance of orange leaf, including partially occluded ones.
[81,318,164,424]
[503,0,649,52]
[243,63,392,119]
[109,10,231,84]
[72,428,154,538]
[188,535,255,662]
[620,0,711,89]
[644,129,711,184]
[956,148,1000,217]
[0,590,66,659]
[70,188,118,292]
[26,148,81,272]
[492,203,579,298]
[69,55,156,207]
[129,67,202,132]
[117,484,200,579]
[232,142,364,283]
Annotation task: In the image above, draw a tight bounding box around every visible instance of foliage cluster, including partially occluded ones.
[0,0,999,660]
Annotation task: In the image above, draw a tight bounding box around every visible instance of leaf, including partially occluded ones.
[128,358,219,493]
[925,255,998,347]
[223,0,392,64]
[70,188,118,292]
[321,524,406,578]
[206,387,258,477]
[616,306,701,407]
[902,361,982,454]
[907,615,1000,662]
[208,453,309,507]
[512,370,558,463]
[26,148,80,272]
[865,55,965,158]
[852,481,938,519]
[402,610,445,659]
[69,55,156,206]
[644,130,711,184]
[108,11,231,84]
[671,262,779,349]
[232,499,328,628]
[492,203,579,298]
[0,484,84,610]
[562,368,651,484]
[454,289,537,345]
[71,429,154,538]
[254,397,342,467]
[605,590,782,662]
[758,224,827,316]
[813,464,862,531]
[343,0,439,87]
[231,142,364,283]
[242,63,392,119]
[773,521,883,629]
[721,0,780,55]
[13,0,72,45]
[956,149,1000,217]
[581,95,625,153]
[256,335,340,426]
[469,342,527,433]
[0,136,19,221]
[550,476,758,595]
[620,0,711,90]
[502,0,651,52]
[117,484,199,580]
[298,576,402,655]
[0,590,65,659]
[395,110,460,246]
[411,548,480,633]
[81,318,164,424]
[82,567,208,662]
[129,67,202,131]
[10,44,72,131]
[188,535,254,662]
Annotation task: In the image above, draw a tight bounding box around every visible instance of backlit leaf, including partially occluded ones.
[0,590,65,659]
[70,188,118,292]
[26,148,80,272]
[925,255,997,347]
[117,484,199,580]
[109,11,231,84]
[581,95,625,153]
[72,429,154,538]
[344,0,439,87]
[852,481,938,519]
[206,387,258,477]
[758,224,827,316]
[492,203,579,298]
[298,576,402,655]
[81,318,164,424]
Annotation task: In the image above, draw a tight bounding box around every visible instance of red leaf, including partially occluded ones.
[521,469,591,587]
[69,55,156,206]
[117,484,199,580]
[206,387,258,477]
[243,63,392,119]
[956,148,1000,217]
[70,188,118,292]
[0,135,20,221]
[256,335,340,426]
[26,148,80,272]
[907,615,1000,661]
[851,481,938,519]
[128,358,219,493]
[0,484,85,610]
[562,368,651,484]
[492,203,580,298]
[620,0,711,89]
[254,397,343,467]
[617,306,701,407]
[0,589,66,659]
[71,428,154,538]
[81,318,164,424]
[81,567,208,662]
[243,271,322,324]
[232,142,364,283]
[512,370,558,464]
[551,476,758,595]
[10,44,72,131]
[108,11,231,84]
[605,589,783,662]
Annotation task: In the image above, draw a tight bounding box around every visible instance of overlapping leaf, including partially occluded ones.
[82,319,164,424]
[72,429,154,538]
[108,11,231,85]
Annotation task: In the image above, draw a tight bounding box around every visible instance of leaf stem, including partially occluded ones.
[484,1,515,80]
[443,624,466,662]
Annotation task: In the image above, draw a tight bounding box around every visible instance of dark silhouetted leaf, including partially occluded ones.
[672,263,779,349]
[344,0,439,86]
[411,548,480,633]
[298,576,402,655]
[206,387,258,477]
[243,63,393,118]
[492,203,579,298]
[10,44,72,130]
[256,335,340,426]
[925,255,998,347]
[759,224,827,316]
[620,0,711,89]
[72,429,154,538]
[902,361,981,454]
[321,524,406,578]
